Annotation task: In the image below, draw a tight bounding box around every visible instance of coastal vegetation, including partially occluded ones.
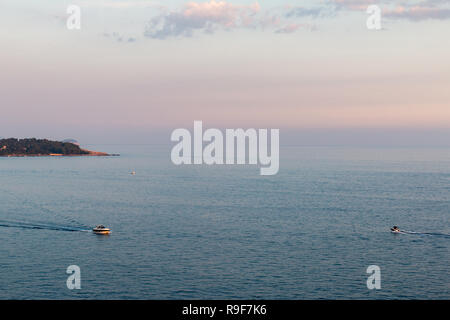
[0,138,104,156]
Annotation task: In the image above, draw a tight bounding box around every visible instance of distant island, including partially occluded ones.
[0,138,113,157]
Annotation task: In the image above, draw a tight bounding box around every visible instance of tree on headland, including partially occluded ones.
[0,138,89,156]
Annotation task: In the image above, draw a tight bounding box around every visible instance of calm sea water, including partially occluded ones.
[0,146,449,299]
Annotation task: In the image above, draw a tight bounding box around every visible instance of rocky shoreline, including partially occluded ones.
[0,150,117,157]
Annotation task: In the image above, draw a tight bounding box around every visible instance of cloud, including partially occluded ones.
[103,32,138,43]
[144,1,261,39]
[80,1,161,9]
[275,23,302,34]
[142,0,450,39]
[384,5,450,21]
[330,0,376,11]
[285,7,332,19]
[329,0,450,21]
[143,1,326,39]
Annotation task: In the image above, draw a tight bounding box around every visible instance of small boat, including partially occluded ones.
[93,225,111,235]
[130,171,136,175]
[390,226,402,233]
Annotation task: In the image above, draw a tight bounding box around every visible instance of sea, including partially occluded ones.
[0,145,449,299]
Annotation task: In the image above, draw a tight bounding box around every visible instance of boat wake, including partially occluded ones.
[0,186,91,233]
[397,230,450,238]
[0,219,91,233]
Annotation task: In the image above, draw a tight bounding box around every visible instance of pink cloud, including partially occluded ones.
[145,1,261,38]
[275,23,312,34]
[384,5,450,21]
[182,1,260,27]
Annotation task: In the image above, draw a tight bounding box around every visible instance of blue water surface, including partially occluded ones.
[0,146,449,299]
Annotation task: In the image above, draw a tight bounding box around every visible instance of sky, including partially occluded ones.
[0,0,449,145]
